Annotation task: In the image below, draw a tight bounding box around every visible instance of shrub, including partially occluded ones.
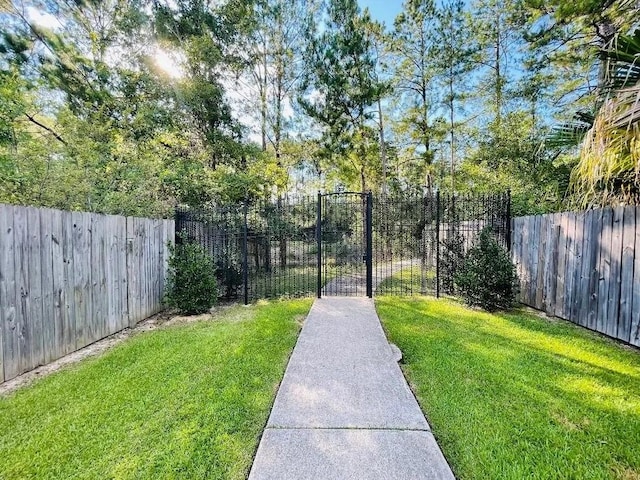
[165,238,218,314]
[440,231,465,294]
[455,227,519,311]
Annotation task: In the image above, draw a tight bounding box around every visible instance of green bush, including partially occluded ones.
[165,238,218,314]
[455,227,519,311]
[440,231,465,295]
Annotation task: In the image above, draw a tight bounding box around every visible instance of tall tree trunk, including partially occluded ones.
[494,14,502,125]
[449,68,455,192]
[274,19,287,269]
[260,50,268,151]
[377,97,387,195]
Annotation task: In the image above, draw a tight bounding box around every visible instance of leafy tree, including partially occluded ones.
[300,0,386,193]
[570,29,640,206]
[431,0,476,191]
[532,2,640,206]
[390,0,440,193]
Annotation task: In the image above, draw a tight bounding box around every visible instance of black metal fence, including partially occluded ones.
[175,191,510,303]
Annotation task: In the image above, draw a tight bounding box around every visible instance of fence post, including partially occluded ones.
[316,192,322,299]
[506,189,512,251]
[366,191,373,298]
[174,206,182,245]
[436,191,440,299]
[243,200,249,305]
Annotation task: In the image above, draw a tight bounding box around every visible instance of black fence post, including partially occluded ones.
[174,206,183,245]
[316,191,322,299]
[365,191,373,298]
[435,191,440,299]
[243,200,249,305]
[506,189,512,251]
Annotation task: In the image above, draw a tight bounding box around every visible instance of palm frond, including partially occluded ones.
[545,117,592,149]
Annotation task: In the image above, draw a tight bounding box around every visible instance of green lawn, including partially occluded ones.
[376,267,435,295]
[250,265,337,300]
[0,299,311,480]
[376,297,640,480]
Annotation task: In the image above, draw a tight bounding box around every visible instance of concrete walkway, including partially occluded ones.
[322,259,416,296]
[248,297,455,480]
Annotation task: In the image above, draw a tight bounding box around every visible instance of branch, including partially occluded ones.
[24,113,67,145]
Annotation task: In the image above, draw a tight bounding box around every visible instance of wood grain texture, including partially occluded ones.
[39,209,55,364]
[597,208,613,335]
[605,207,625,337]
[587,209,603,330]
[72,212,91,349]
[0,206,14,382]
[26,207,44,368]
[618,207,635,343]
[578,211,593,327]
[50,208,65,361]
[13,206,30,375]
[563,213,576,321]
[61,210,76,355]
[536,216,547,310]
[570,213,584,324]
[90,214,107,342]
[631,208,640,347]
[529,216,539,307]
[514,207,639,347]
[554,213,567,318]
[0,205,175,383]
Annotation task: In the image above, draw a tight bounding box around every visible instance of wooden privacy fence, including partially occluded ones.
[511,207,640,347]
[0,204,175,383]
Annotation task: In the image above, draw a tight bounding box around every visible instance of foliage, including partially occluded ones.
[388,0,440,192]
[458,112,571,215]
[455,227,518,311]
[528,2,640,207]
[439,231,465,295]
[569,30,640,207]
[377,297,640,479]
[215,259,243,299]
[300,0,387,192]
[165,237,219,314]
[0,300,311,479]
[1,0,637,214]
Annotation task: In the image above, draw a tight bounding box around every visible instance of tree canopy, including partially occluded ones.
[0,0,638,216]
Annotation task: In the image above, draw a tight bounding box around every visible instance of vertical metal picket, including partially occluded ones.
[366,191,373,298]
[242,200,249,305]
[316,191,322,298]
[506,189,512,251]
[435,191,440,299]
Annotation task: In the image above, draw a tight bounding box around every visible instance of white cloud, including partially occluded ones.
[26,6,59,30]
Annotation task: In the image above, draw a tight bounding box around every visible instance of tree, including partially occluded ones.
[432,0,476,191]
[472,0,527,125]
[300,0,386,193]
[571,29,640,206]
[530,1,640,206]
[390,0,440,193]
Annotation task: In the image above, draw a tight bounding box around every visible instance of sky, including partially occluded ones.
[358,0,404,27]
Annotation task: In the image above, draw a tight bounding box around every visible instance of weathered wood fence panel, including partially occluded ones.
[0,204,174,382]
[512,207,640,346]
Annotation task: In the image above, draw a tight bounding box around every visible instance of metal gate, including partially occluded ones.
[317,192,372,297]
[175,191,510,303]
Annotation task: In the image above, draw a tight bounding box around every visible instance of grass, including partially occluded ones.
[0,299,312,480]
[376,267,435,295]
[250,265,337,299]
[376,297,640,480]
